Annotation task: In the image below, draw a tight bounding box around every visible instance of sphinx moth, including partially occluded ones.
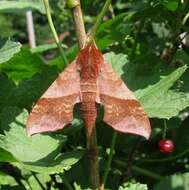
[26,43,151,139]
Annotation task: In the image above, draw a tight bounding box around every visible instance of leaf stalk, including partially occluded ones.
[43,0,68,66]
[101,131,117,190]
[89,0,112,41]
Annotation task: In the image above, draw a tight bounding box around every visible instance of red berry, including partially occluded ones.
[159,139,175,153]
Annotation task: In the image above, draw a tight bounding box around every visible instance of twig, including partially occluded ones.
[109,4,115,19]
[114,160,164,181]
[138,148,189,163]
[67,0,100,189]
[121,137,142,182]
[26,10,36,48]
[131,19,145,60]
[162,120,167,139]
[43,0,68,66]
[131,165,164,181]
[101,131,117,190]
[86,127,100,190]
[23,176,33,190]
[32,172,46,190]
[62,173,74,190]
[89,0,112,41]
[67,0,86,48]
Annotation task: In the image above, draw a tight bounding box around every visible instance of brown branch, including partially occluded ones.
[121,137,142,182]
[67,1,100,189]
[87,128,100,190]
[69,0,86,49]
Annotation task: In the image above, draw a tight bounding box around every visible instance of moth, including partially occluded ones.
[26,43,151,139]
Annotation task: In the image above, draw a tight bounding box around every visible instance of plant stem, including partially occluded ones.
[131,19,145,60]
[132,166,164,180]
[62,173,74,190]
[114,160,164,181]
[89,0,111,41]
[43,0,68,65]
[121,137,142,182]
[67,0,86,48]
[138,148,189,163]
[162,119,167,139]
[87,127,100,189]
[26,10,36,48]
[32,172,46,190]
[101,131,117,189]
[67,1,100,189]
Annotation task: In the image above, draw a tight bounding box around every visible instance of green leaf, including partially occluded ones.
[175,117,189,152]
[0,73,15,111]
[154,173,189,190]
[0,48,46,82]
[27,173,51,190]
[0,39,21,64]
[118,182,148,190]
[31,43,67,54]
[96,13,130,49]
[0,172,17,186]
[0,148,17,162]
[135,65,189,119]
[19,151,84,174]
[152,23,170,39]
[6,66,58,109]
[162,0,179,11]
[104,52,128,76]
[0,107,66,162]
[0,0,45,14]
[140,90,189,119]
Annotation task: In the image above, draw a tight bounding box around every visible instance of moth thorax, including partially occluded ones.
[76,43,104,80]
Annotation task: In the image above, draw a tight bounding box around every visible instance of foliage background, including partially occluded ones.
[1,0,189,189]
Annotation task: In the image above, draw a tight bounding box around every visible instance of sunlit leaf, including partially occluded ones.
[0,0,45,13]
[135,65,189,119]
[0,48,46,82]
[0,107,66,162]
[119,182,148,190]
[154,173,189,190]
[19,151,84,174]
[0,172,17,186]
[0,39,21,64]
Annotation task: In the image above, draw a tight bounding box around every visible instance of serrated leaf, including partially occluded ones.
[0,73,15,111]
[0,172,17,186]
[96,13,130,49]
[154,173,189,190]
[0,107,66,162]
[141,90,189,119]
[0,48,46,82]
[7,66,58,109]
[0,0,45,13]
[135,65,188,119]
[0,148,17,162]
[118,182,148,190]
[27,173,51,190]
[31,43,67,54]
[135,65,187,100]
[19,151,84,174]
[0,39,21,64]
[104,52,128,76]
[162,0,179,11]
